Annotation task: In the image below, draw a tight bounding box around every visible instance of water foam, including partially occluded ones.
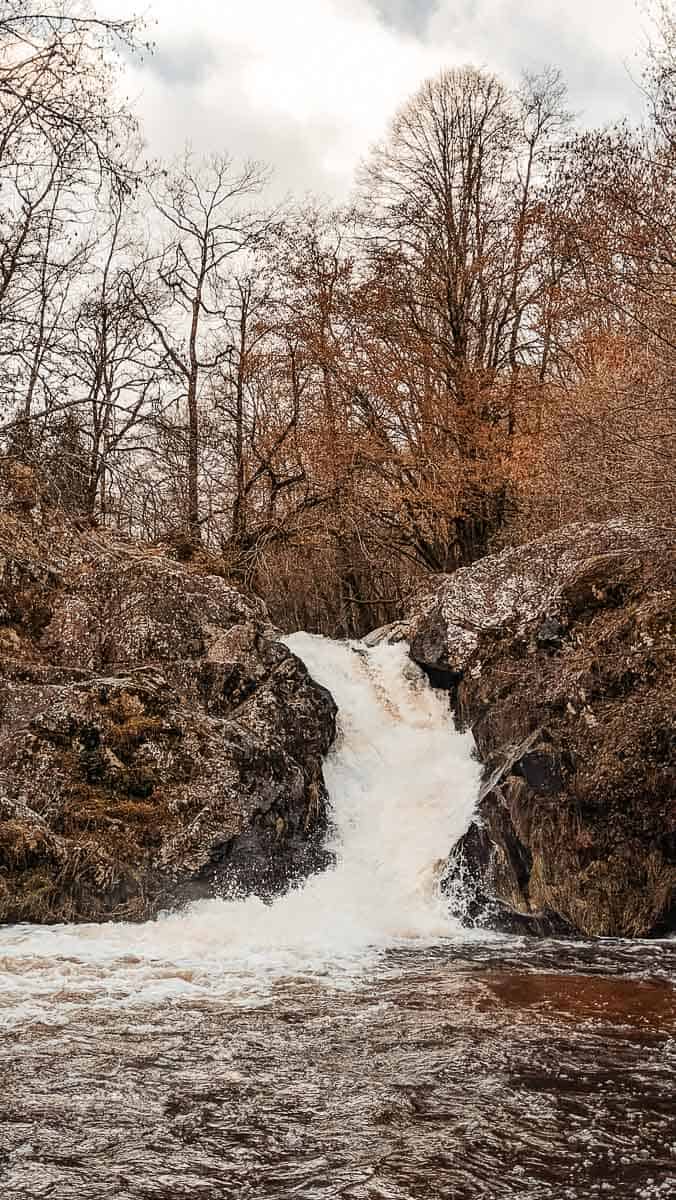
[0,636,482,1021]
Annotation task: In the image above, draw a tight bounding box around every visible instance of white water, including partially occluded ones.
[0,635,482,1023]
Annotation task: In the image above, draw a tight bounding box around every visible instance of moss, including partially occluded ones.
[0,820,58,871]
[0,867,58,924]
[106,715,173,755]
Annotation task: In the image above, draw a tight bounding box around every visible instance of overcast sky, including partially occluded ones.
[102,0,651,198]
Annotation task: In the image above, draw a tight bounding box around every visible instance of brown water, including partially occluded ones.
[1,938,674,1200]
[2,639,673,1197]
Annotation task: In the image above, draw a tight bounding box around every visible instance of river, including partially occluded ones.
[0,635,673,1198]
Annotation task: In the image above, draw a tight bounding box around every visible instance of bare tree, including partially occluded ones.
[356,66,570,566]
[0,1,142,455]
[130,152,270,545]
[0,2,140,176]
[68,179,159,518]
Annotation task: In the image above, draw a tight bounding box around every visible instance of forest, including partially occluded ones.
[0,1,674,637]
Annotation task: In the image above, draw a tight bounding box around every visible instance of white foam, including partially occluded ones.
[0,636,482,1021]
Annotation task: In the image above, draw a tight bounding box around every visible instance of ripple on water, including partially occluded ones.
[0,939,674,1200]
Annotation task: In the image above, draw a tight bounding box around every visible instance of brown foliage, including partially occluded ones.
[1,17,674,634]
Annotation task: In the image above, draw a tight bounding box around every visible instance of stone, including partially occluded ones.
[0,510,337,924]
[536,617,565,651]
[405,519,675,939]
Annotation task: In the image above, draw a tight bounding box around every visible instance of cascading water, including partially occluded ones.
[0,635,482,1020]
[2,637,674,1200]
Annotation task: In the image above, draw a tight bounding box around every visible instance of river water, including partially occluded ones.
[0,636,674,1199]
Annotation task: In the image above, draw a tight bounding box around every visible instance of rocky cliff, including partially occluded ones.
[0,491,336,924]
[406,520,675,939]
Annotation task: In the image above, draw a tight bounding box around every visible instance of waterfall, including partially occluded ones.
[280,633,481,946]
[0,636,481,1020]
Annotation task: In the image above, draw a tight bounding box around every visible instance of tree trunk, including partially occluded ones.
[187,372,200,545]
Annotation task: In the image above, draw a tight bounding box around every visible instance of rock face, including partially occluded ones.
[0,506,336,924]
[407,521,675,938]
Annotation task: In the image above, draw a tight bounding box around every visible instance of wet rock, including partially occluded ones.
[406,520,675,938]
[0,509,337,924]
[362,621,408,648]
[484,900,580,938]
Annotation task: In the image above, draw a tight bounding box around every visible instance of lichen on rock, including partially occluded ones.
[0,510,336,924]
[406,520,675,939]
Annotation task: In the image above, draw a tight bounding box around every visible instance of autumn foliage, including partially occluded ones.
[0,5,674,635]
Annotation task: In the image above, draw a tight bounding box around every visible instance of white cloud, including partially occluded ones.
[101,0,441,196]
[428,0,648,124]
[99,0,650,198]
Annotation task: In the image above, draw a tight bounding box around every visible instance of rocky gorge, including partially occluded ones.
[0,471,673,940]
[2,501,674,1200]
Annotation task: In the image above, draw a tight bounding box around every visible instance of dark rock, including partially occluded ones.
[513,750,565,795]
[536,617,565,651]
[0,511,337,924]
[420,663,463,692]
[405,520,675,939]
[484,901,580,938]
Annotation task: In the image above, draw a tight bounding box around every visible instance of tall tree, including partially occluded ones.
[0,1,140,449]
[130,153,269,546]
[356,67,569,566]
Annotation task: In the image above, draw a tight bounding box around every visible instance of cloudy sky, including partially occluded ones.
[101,0,652,197]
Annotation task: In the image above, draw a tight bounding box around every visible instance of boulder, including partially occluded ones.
[0,511,336,924]
[407,520,675,938]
